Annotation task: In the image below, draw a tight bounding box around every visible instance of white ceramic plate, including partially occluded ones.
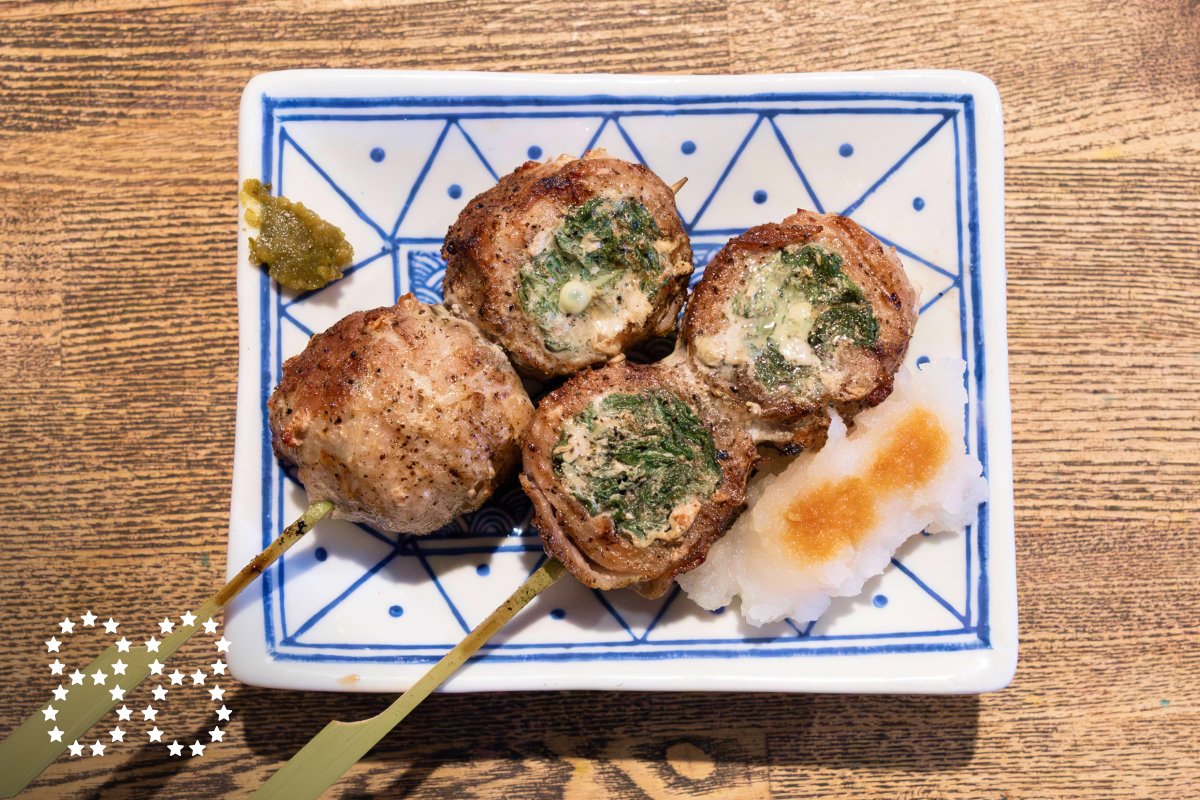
[226,69,1015,694]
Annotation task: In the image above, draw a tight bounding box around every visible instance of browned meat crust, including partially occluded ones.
[269,294,534,534]
[520,360,758,598]
[442,149,693,380]
[682,209,918,451]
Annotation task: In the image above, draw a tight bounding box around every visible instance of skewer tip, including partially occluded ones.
[670,177,688,195]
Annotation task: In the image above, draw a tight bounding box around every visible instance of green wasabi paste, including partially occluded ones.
[241,179,353,291]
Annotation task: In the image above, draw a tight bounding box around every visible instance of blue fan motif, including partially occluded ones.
[258,89,991,666]
[689,243,725,289]
[408,251,446,304]
[468,507,521,537]
[492,484,534,526]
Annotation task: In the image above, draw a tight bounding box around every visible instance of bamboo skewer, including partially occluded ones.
[250,559,567,799]
[0,501,334,798]
[251,175,688,796]
[1,175,686,797]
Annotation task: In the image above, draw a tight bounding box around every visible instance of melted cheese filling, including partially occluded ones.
[536,272,656,354]
[693,252,820,376]
[528,203,674,353]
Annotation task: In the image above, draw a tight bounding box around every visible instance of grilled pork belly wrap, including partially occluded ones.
[521,360,757,598]
[443,148,693,380]
[269,294,534,534]
[683,209,918,452]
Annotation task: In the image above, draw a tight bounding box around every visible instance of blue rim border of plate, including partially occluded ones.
[255,89,989,664]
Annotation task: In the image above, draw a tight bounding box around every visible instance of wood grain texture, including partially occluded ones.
[1,0,1197,797]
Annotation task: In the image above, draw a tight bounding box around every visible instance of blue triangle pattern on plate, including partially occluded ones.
[260,89,988,665]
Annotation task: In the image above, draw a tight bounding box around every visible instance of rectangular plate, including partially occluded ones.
[227,69,1015,694]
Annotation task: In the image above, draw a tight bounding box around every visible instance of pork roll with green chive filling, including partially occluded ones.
[683,209,919,453]
[521,361,757,598]
[443,148,693,380]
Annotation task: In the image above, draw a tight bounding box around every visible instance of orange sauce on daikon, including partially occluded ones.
[783,407,951,565]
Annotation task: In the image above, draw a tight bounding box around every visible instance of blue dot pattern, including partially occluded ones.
[258,92,990,667]
[448,184,463,199]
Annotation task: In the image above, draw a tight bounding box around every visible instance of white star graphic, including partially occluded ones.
[90,670,107,685]
[142,704,158,721]
[68,740,84,757]
[46,637,61,653]
[116,706,132,721]
[115,637,131,653]
[69,670,84,686]
[209,685,225,701]
[208,726,224,743]
[149,659,164,675]
[90,741,105,757]
[52,685,68,701]
[103,618,119,634]
[151,685,168,702]
[215,705,232,721]
[214,636,231,653]
[49,660,64,676]
[112,659,127,676]
[169,669,184,686]
[48,726,63,742]
[42,706,57,721]
[59,618,75,634]
[167,740,183,757]
[189,741,205,757]
[147,727,163,743]
[159,618,174,635]
[145,637,161,653]
[181,611,197,627]
[202,619,219,635]
[109,727,125,743]
[190,669,206,686]
[81,611,97,627]
[109,686,124,701]
[210,659,227,676]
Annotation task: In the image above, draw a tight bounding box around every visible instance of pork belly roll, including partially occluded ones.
[521,360,757,598]
[683,210,918,452]
[269,294,534,534]
[443,148,693,380]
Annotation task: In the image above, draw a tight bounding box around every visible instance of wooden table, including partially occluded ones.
[1,1,1196,797]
